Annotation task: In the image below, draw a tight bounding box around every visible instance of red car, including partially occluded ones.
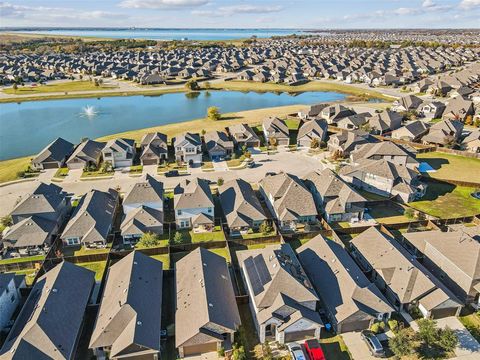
[304,339,326,360]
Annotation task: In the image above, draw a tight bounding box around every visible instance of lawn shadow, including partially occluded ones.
[320,340,350,360]
[220,115,244,121]
[420,181,456,201]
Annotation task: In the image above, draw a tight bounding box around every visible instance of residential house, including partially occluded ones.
[204,131,234,161]
[4,183,69,255]
[443,96,475,122]
[340,158,425,203]
[259,173,317,232]
[420,101,446,120]
[66,139,105,170]
[350,141,419,169]
[367,111,403,135]
[350,228,462,319]
[175,248,240,357]
[336,113,369,131]
[402,226,480,308]
[174,178,214,232]
[219,179,267,236]
[237,244,323,344]
[392,121,430,142]
[140,132,168,165]
[31,137,74,170]
[319,104,356,124]
[297,235,393,333]
[422,119,464,146]
[413,78,434,93]
[262,117,290,147]
[0,274,25,331]
[228,123,261,148]
[304,169,366,223]
[174,132,202,165]
[462,129,480,153]
[296,119,328,148]
[61,189,119,247]
[298,103,329,120]
[102,138,136,169]
[89,252,163,359]
[0,262,95,359]
[327,130,373,156]
[392,95,423,112]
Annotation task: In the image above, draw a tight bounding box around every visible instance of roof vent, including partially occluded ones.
[208,303,213,307]
[137,321,142,326]
[52,288,58,293]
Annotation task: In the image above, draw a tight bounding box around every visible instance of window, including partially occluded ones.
[177,210,182,215]
[104,152,112,157]
[208,208,212,213]
[66,238,80,246]
[10,295,15,303]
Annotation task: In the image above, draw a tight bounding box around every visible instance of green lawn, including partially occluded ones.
[417,152,480,183]
[0,156,31,183]
[3,81,117,94]
[319,334,351,360]
[134,235,170,249]
[150,254,171,269]
[62,244,111,257]
[209,248,231,263]
[54,167,69,178]
[10,269,37,286]
[0,255,45,265]
[173,227,226,244]
[77,261,107,281]
[409,183,480,218]
[81,170,114,178]
[232,230,277,240]
[367,203,411,224]
[459,312,480,342]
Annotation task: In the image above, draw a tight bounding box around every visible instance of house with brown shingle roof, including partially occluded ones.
[422,119,464,146]
[350,228,462,319]
[296,119,328,148]
[262,117,290,146]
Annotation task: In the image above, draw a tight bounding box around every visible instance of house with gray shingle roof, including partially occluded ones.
[228,123,261,149]
[327,130,373,156]
[259,173,317,232]
[237,244,323,344]
[462,129,480,153]
[442,96,475,122]
[219,179,267,236]
[174,178,214,232]
[297,235,393,333]
[140,132,168,165]
[31,137,74,170]
[262,117,290,147]
[66,139,105,170]
[175,248,240,357]
[61,189,119,247]
[203,131,234,161]
[350,228,462,319]
[173,132,202,165]
[89,252,163,359]
[392,120,430,142]
[320,104,356,124]
[101,138,136,169]
[0,261,95,360]
[422,119,464,146]
[350,141,419,169]
[296,119,328,148]
[420,101,446,120]
[366,111,403,135]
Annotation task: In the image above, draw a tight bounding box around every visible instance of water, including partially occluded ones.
[7,28,306,41]
[0,90,345,160]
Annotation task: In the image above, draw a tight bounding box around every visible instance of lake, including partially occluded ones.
[7,28,308,41]
[0,90,345,160]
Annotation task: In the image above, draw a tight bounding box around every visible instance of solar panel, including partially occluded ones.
[244,257,264,296]
[254,255,272,285]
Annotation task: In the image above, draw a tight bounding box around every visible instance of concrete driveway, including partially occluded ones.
[143,164,158,176]
[37,169,57,183]
[213,160,229,172]
[436,317,480,358]
[341,332,378,360]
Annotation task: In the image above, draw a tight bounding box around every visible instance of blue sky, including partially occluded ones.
[1,0,479,28]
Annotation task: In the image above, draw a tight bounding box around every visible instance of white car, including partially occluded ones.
[287,342,307,360]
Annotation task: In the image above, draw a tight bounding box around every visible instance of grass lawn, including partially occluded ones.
[54,167,69,178]
[409,183,480,218]
[209,248,231,263]
[367,203,410,224]
[62,244,111,257]
[286,236,314,250]
[0,255,45,265]
[129,165,143,174]
[134,235,170,249]
[173,227,226,244]
[81,169,114,178]
[9,269,37,286]
[319,334,351,360]
[3,81,117,94]
[207,80,390,101]
[417,152,480,183]
[77,261,107,281]
[459,312,480,342]
[150,254,171,269]
[233,230,277,240]
[0,156,31,183]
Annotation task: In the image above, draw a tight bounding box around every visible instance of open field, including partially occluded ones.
[3,81,117,95]
[0,32,113,43]
[208,80,391,101]
[417,152,480,183]
[0,156,31,183]
[409,182,480,218]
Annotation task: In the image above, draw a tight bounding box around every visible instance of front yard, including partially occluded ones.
[319,334,351,360]
[409,182,480,218]
[417,152,480,183]
[0,156,33,183]
[458,312,480,343]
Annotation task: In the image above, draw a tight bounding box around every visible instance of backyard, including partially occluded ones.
[172,227,226,244]
[77,261,107,281]
[417,152,480,183]
[409,182,480,218]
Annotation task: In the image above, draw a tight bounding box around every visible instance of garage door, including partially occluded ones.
[339,319,372,334]
[142,158,158,165]
[42,162,60,169]
[284,329,316,343]
[183,342,217,356]
[431,307,459,319]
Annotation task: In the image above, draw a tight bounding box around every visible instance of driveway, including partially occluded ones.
[184,351,218,360]
[212,160,229,172]
[143,164,158,176]
[64,169,83,182]
[341,332,377,360]
[436,317,480,358]
[37,169,57,183]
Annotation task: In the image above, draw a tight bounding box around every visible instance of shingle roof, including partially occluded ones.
[120,206,164,236]
[123,175,164,207]
[67,139,105,164]
[297,119,328,142]
[11,182,65,219]
[0,262,94,360]
[89,252,163,358]
[3,215,57,248]
[32,137,74,164]
[174,178,213,210]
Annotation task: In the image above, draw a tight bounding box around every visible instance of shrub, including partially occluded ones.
[185,79,200,91]
[217,347,225,357]
[138,232,160,248]
[370,322,384,334]
[388,319,399,333]
[417,318,438,345]
[260,221,273,235]
[217,177,224,186]
[404,208,415,219]
[438,326,458,352]
[389,328,414,357]
[173,231,184,245]
[207,106,221,121]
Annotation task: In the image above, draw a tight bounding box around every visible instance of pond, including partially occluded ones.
[0,90,345,160]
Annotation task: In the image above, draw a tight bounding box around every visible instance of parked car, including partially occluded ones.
[361,330,385,357]
[246,161,255,168]
[165,170,180,177]
[304,339,325,360]
[287,343,307,360]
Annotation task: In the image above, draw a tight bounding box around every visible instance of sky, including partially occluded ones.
[1,0,480,29]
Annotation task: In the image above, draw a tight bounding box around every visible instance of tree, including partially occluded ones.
[185,79,200,91]
[217,177,224,186]
[438,326,458,352]
[260,221,273,235]
[138,232,160,248]
[404,208,415,219]
[0,215,13,228]
[201,129,206,136]
[173,231,184,245]
[207,106,221,121]
[310,137,320,149]
[388,319,399,333]
[389,328,414,357]
[417,318,438,346]
[231,344,246,360]
[244,150,252,159]
[269,137,278,147]
[12,83,18,92]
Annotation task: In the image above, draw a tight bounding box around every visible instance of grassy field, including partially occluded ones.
[3,81,117,95]
[0,156,31,183]
[409,182,480,218]
[417,152,480,183]
[208,80,391,101]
